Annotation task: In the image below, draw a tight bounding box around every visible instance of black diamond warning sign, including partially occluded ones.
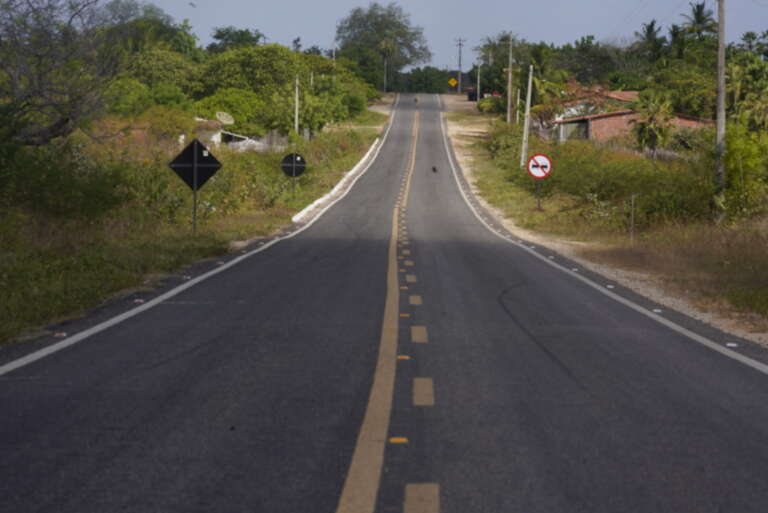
[169,139,222,191]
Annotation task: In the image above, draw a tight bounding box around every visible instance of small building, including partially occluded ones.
[554,110,713,143]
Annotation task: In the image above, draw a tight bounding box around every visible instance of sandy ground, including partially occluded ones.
[441,93,768,347]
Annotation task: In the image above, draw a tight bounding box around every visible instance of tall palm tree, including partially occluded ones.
[635,19,666,62]
[682,2,717,41]
[668,24,687,59]
[630,93,673,158]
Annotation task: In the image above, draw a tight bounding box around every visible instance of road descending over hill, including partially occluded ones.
[3,94,768,513]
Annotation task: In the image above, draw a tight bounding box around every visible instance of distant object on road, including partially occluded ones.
[431,166,437,173]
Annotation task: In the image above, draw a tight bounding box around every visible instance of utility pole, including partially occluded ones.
[383,54,388,92]
[516,86,521,124]
[477,60,481,103]
[455,38,466,93]
[506,36,513,123]
[715,0,726,217]
[332,44,338,86]
[294,75,300,136]
[520,64,534,168]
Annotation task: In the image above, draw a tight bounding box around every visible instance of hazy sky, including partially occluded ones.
[152,0,767,69]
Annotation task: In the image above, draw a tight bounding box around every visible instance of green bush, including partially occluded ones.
[478,96,505,114]
[194,88,267,136]
[105,78,153,117]
[1,142,129,219]
[486,123,716,231]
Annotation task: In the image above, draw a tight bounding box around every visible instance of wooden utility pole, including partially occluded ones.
[715,0,726,215]
[506,37,513,123]
[455,38,466,93]
[520,64,534,168]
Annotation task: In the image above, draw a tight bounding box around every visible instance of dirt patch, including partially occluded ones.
[441,94,768,347]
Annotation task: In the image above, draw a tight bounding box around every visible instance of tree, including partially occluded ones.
[668,24,687,59]
[0,0,127,145]
[304,45,324,56]
[634,19,666,63]
[336,2,431,89]
[682,2,717,42]
[104,1,203,61]
[200,44,304,96]
[557,35,617,84]
[123,48,201,96]
[396,66,449,93]
[631,92,673,158]
[206,26,265,53]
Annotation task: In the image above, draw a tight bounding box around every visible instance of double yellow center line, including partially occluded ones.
[335,111,421,513]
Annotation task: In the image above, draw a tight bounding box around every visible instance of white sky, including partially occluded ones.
[152,0,767,69]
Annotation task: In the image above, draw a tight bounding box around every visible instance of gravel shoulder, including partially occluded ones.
[441,93,768,347]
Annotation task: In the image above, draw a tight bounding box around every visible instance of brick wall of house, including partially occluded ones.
[589,113,713,142]
[589,113,640,141]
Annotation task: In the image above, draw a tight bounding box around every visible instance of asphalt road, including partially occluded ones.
[3,94,768,513]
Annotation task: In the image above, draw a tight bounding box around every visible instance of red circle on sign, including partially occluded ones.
[527,153,553,179]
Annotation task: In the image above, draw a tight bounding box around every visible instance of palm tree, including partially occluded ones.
[668,24,687,59]
[635,19,666,62]
[630,93,673,158]
[682,2,717,41]
[740,31,759,53]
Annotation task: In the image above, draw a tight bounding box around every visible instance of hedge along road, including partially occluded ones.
[4,95,768,513]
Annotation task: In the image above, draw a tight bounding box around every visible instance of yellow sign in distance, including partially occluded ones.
[448,77,458,88]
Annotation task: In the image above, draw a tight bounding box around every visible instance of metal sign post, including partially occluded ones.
[526,153,553,211]
[169,139,222,235]
[193,141,198,234]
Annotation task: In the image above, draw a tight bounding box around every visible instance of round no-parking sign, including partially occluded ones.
[527,154,553,179]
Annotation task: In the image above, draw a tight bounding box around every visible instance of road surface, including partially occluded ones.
[3,94,768,513]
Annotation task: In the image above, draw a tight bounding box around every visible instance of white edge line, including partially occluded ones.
[437,98,768,378]
[0,95,402,378]
[292,132,380,223]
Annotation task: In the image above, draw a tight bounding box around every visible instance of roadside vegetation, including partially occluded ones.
[0,0,387,343]
[455,3,768,324]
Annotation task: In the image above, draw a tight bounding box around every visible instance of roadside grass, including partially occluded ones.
[0,114,383,344]
[455,109,768,324]
[347,109,389,127]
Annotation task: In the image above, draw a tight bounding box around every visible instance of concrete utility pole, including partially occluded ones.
[294,75,300,136]
[477,60,481,102]
[383,55,388,92]
[715,0,726,214]
[506,37,513,123]
[455,38,466,92]
[520,64,534,168]
[516,87,521,124]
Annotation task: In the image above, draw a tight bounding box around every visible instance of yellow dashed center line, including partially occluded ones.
[334,108,422,513]
[404,483,440,513]
[411,326,428,343]
[413,378,435,406]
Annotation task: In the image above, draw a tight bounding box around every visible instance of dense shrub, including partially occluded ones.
[485,122,717,230]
